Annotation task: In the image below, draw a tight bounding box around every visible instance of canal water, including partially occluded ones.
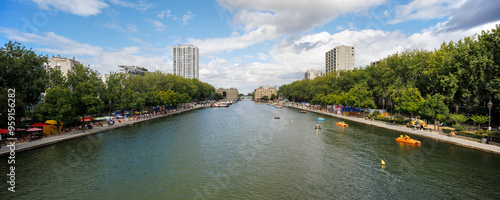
[1,101,500,199]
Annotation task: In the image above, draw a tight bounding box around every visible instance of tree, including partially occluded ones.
[270,93,276,100]
[346,83,376,109]
[34,87,75,131]
[419,94,449,130]
[448,114,469,125]
[0,41,47,127]
[470,115,489,131]
[393,87,424,118]
[214,93,223,100]
[261,95,269,101]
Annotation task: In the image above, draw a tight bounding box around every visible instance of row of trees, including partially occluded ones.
[0,41,216,128]
[279,25,500,126]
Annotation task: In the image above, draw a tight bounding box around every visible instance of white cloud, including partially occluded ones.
[31,0,108,17]
[190,0,384,56]
[0,27,103,55]
[147,19,166,31]
[182,11,195,25]
[219,0,385,35]
[0,28,170,74]
[390,0,466,24]
[201,20,500,94]
[108,0,153,11]
[187,25,279,56]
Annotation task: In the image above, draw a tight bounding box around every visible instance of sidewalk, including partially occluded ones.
[289,105,500,155]
[0,105,208,156]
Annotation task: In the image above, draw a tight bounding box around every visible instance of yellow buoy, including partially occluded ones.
[291,120,293,123]
[381,160,386,165]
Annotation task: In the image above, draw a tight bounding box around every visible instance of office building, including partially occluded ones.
[325,45,355,74]
[173,44,199,79]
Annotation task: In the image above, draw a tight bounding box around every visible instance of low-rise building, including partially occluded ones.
[44,55,80,77]
[254,86,278,101]
[304,69,325,80]
[118,65,147,76]
[216,88,239,101]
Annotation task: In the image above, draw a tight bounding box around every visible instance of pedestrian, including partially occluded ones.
[450,131,455,137]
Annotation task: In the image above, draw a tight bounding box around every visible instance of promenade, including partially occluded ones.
[0,105,208,156]
[289,105,500,155]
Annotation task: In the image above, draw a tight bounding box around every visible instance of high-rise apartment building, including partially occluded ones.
[44,55,81,77]
[325,45,355,74]
[173,44,199,79]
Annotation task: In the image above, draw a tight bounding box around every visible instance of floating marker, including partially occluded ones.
[381,160,386,165]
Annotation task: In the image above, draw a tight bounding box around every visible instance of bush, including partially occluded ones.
[475,130,488,136]
[452,124,466,131]
[393,114,405,121]
[372,111,380,116]
[442,129,452,133]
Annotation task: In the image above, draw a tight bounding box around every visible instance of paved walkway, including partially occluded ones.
[0,106,208,156]
[289,105,500,155]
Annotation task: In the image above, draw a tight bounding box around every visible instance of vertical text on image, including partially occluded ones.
[7,88,16,192]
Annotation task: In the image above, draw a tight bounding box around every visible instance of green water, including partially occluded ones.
[1,101,500,199]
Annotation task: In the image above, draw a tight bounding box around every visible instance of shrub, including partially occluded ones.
[452,124,465,131]
[475,130,488,136]
[442,129,452,133]
[393,114,405,121]
[372,111,380,116]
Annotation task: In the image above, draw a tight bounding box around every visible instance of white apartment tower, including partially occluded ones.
[325,45,355,74]
[173,44,199,79]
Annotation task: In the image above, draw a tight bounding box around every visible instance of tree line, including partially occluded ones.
[0,41,216,128]
[279,25,500,127]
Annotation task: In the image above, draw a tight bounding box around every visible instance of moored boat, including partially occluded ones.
[396,135,421,145]
[317,117,325,121]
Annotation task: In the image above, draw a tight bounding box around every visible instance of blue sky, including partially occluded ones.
[1,0,500,94]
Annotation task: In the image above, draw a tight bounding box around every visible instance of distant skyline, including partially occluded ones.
[1,0,500,94]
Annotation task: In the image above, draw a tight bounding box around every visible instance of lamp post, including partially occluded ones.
[487,99,493,144]
[455,104,459,114]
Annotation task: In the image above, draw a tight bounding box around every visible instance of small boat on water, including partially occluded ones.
[300,111,306,114]
[336,122,348,127]
[396,135,421,145]
[317,117,325,121]
[314,124,322,130]
[274,116,281,119]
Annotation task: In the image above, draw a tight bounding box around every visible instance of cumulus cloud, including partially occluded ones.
[441,0,500,32]
[0,28,170,74]
[31,0,108,17]
[219,0,385,35]
[189,0,385,56]
[390,0,466,24]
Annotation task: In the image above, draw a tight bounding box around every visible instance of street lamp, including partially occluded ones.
[487,99,493,144]
[455,104,459,114]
